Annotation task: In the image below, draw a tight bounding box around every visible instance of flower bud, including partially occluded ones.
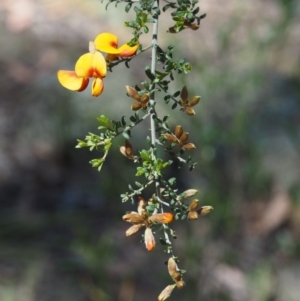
[145,228,155,252]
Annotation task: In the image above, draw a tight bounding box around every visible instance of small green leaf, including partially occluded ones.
[159,238,168,245]
[125,3,132,12]
[122,132,130,140]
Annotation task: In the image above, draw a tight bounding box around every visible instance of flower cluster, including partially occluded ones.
[122,197,174,252]
[57,33,138,97]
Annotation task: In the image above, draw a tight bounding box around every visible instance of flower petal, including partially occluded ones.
[57,70,89,91]
[75,52,107,78]
[149,213,174,224]
[94,32,119,54]
[91,78,104,97]
[117,43,139,57]
[145,228,155,252]
[158,284,176,301]
[122,212,144,224]
[126,224,143,236]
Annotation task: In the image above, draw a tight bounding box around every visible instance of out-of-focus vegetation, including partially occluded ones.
[0,0,299,301]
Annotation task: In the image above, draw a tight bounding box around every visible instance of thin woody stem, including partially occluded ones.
[150,0,159,148]
[149,1,162,204]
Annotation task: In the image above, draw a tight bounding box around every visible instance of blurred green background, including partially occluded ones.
[0,0,300,300]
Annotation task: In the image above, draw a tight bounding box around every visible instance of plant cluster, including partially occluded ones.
[57,0,212,299]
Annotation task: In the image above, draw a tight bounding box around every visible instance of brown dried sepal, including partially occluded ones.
[175,125,183,139]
